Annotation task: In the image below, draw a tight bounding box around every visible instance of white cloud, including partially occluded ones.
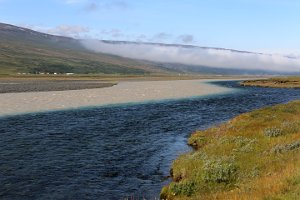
[106,1,128,9]
[100,29,124,38]
[62,0,86,4]
[81,0,129,12]
[85,2,98,11]
[151,32,172,43]
[80,40,300,72]
[177,34,195,44]
[47,25,89,37]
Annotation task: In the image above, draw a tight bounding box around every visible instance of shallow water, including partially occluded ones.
[0,81,299,199]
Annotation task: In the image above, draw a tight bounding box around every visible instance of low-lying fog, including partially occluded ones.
[81,40,300,73]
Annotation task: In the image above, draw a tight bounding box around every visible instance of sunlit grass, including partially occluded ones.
[161,100,300,200]
[241,77,300,88]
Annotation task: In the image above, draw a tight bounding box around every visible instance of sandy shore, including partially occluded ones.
[0,80,116,93]
[0,79,236,116]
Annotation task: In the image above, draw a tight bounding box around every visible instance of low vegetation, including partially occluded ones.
[0,23,171,75]
[241,77,300,88]
[0,39,150,75]
[161,100,300,200]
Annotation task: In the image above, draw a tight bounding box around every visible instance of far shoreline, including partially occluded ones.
[0,80,117,93]
[0,74,260,93]
[240,77,300,88]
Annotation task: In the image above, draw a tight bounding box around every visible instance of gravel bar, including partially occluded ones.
[0,80,116,93]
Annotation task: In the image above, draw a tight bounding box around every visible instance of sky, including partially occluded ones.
[1,0,300,55]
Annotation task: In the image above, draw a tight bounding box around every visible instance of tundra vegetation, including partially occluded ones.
[161,100,300,200]
[241,77,300,88]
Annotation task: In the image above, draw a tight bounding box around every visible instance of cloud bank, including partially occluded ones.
[81,40,300,72]
[47,25,89,37]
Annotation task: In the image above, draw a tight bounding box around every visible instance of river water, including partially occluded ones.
[0,81,300,199]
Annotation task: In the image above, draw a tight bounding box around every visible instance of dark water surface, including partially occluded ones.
[1,81,300,200]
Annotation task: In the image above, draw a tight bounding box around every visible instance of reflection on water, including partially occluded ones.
[0,81,299,199]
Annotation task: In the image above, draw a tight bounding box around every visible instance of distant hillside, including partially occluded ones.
[0,23,172,75]
[1,22,296,76]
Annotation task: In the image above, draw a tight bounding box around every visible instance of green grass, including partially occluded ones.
[0,26,173,75]
[161,100,300,200]
[0,39,151,75]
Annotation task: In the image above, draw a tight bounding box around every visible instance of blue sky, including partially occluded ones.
[1,0,300,54]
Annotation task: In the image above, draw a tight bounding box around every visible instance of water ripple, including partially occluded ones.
[0,81,300,199]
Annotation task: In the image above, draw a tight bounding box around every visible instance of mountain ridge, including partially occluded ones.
[0,22,296,75]
[1,22,264,54]
[0,22,176,75]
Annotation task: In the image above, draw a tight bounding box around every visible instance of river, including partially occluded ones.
[0,81,299,199]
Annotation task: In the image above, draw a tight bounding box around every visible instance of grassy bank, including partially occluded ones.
[161,100,300,200]
[241,77,300,88]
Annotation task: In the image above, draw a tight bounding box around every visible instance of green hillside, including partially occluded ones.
[0,23,171,75]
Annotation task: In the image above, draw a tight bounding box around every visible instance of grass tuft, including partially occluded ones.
[203,156,238,184]
[264,127,284,137]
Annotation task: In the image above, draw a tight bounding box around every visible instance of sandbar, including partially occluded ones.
[0,80,116,93]
[0,79,236,116]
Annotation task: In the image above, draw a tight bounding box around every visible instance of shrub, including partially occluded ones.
[220,136,257,153]
[169,181,196,196]
[250,166,260,178]
[281,121,299,134]
[264,127,283,137]
[203,156,238,184]
[271,141,300,153]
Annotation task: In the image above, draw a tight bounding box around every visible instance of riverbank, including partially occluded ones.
[0,80,116,93]
[241,77,300,88]
[0,79,236,116]
[0,75,250,93]
[161,100,300,200]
